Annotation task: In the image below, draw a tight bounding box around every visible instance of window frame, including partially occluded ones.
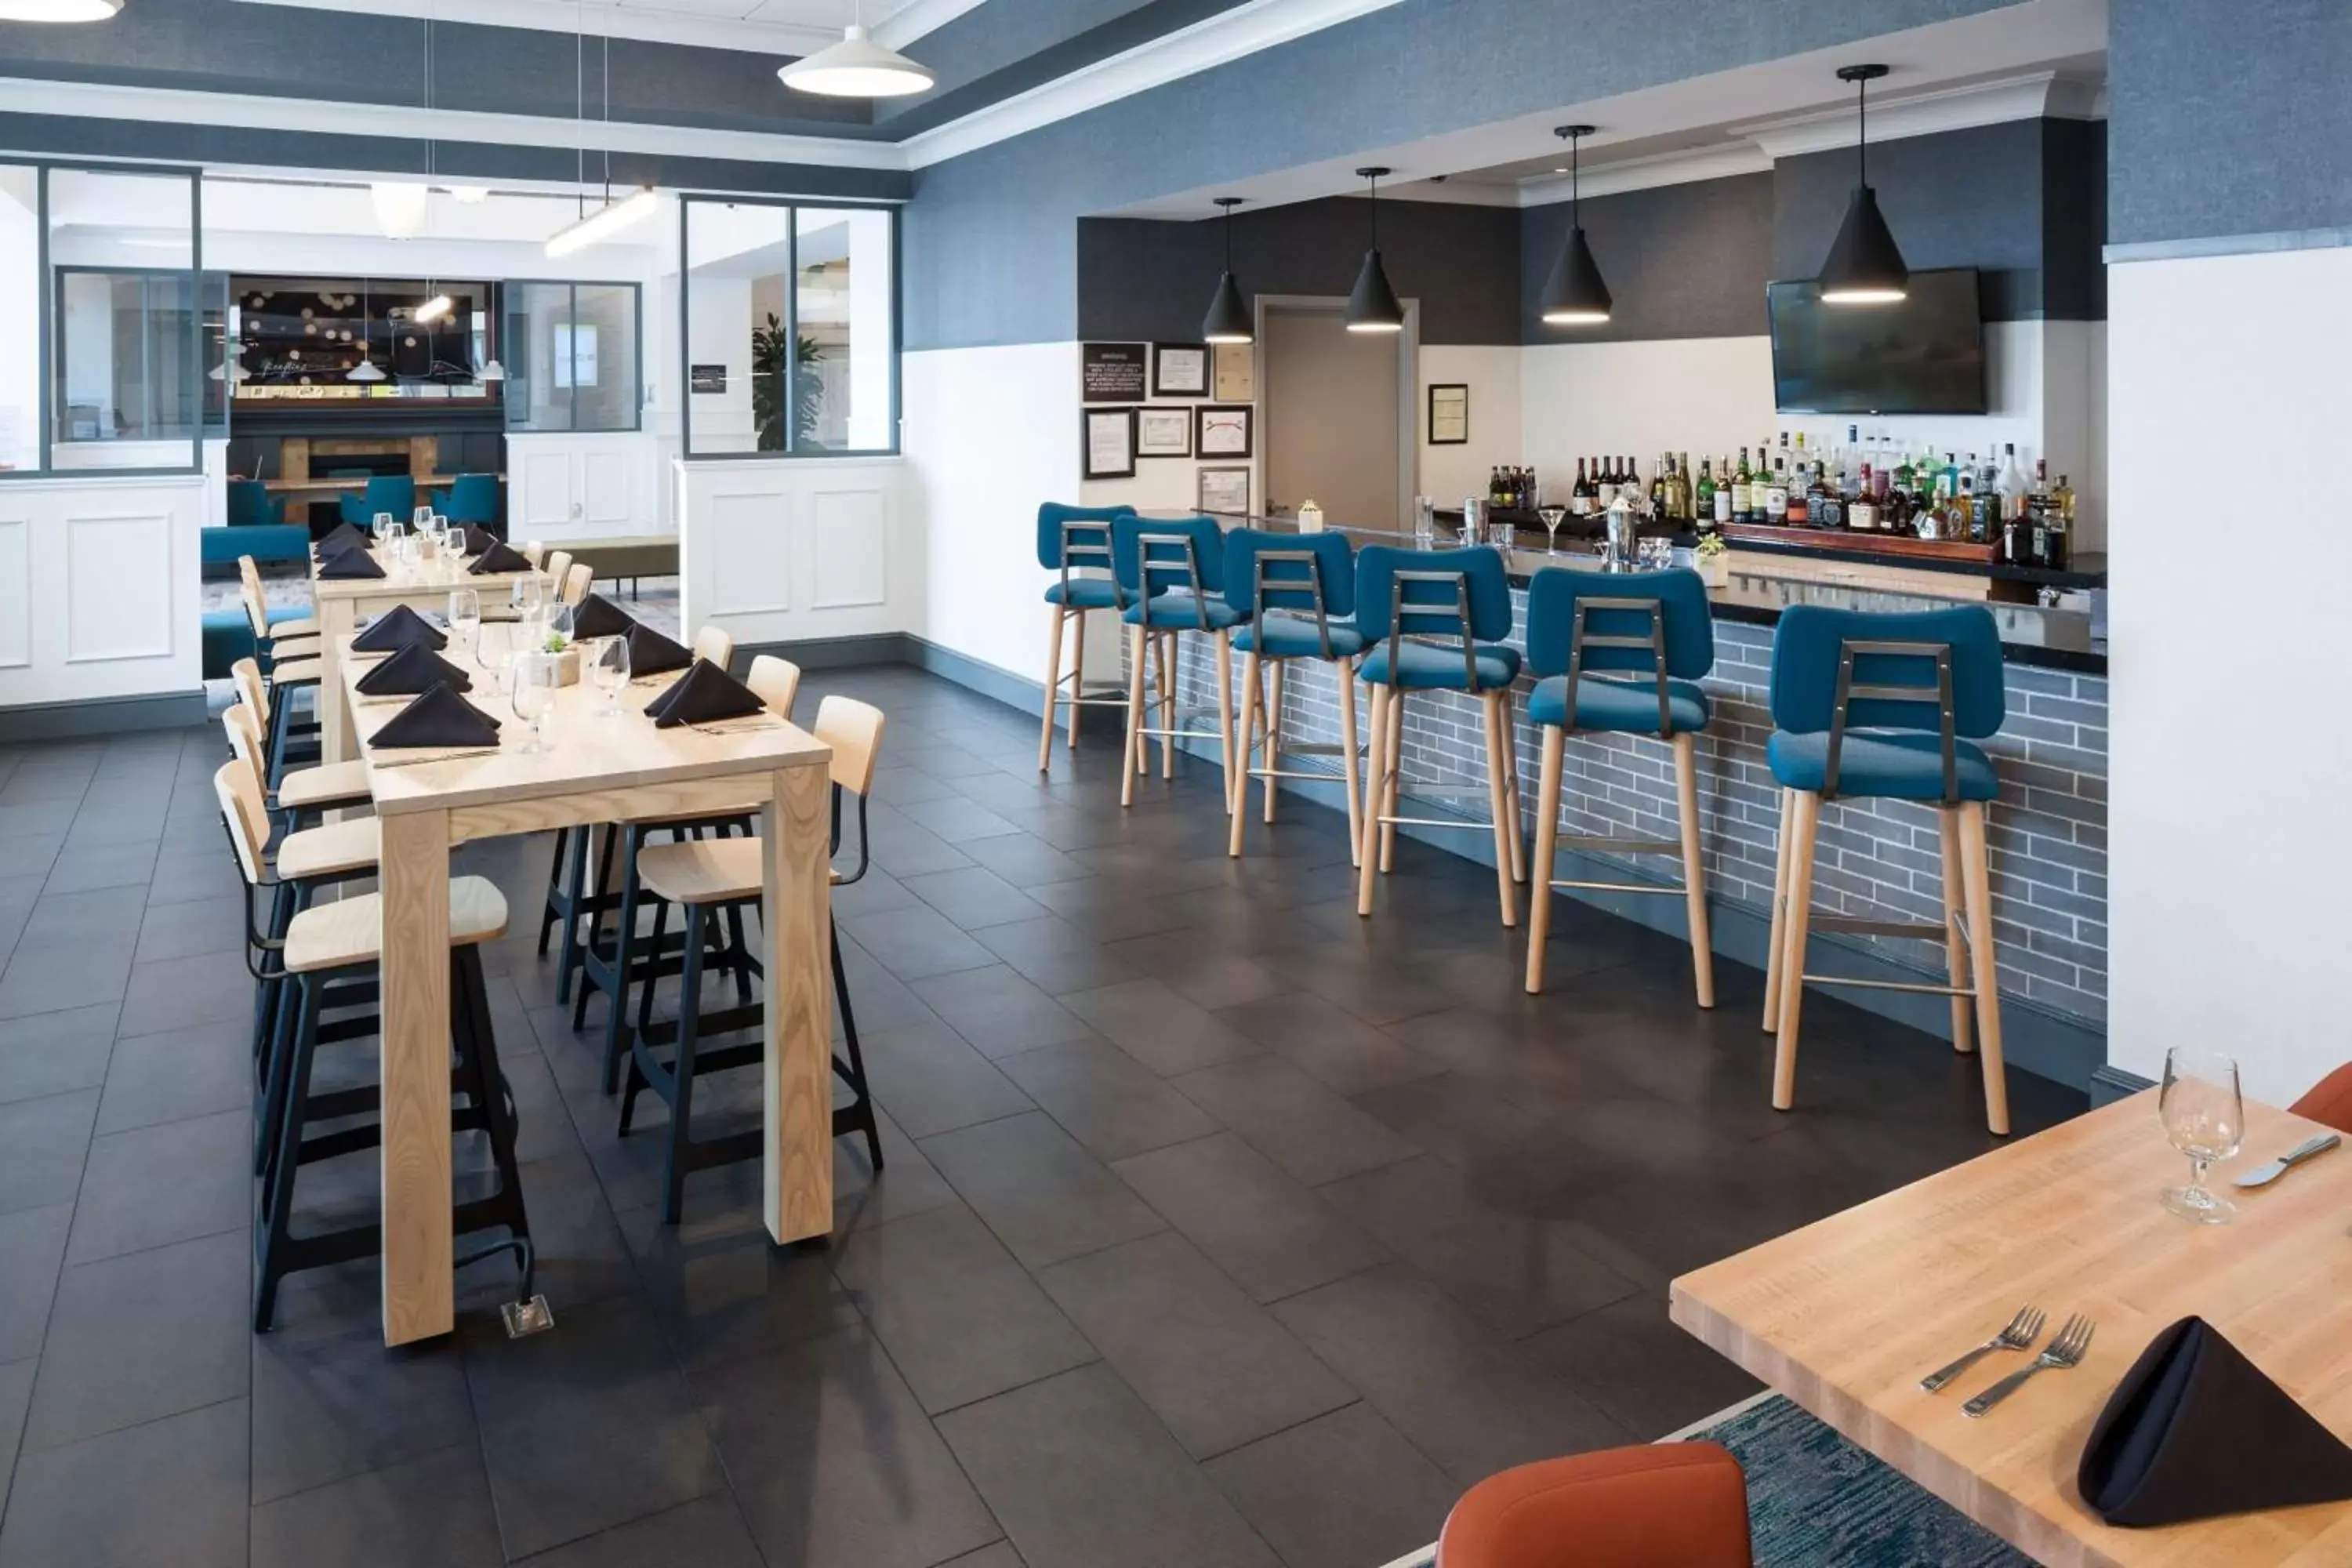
[504,278,644,435]
[677,191,901,462]
[5,158,208,481]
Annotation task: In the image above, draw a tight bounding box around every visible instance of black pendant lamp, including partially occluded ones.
[1344,166,1405,334]
[1817,64,1909,305]
[1200,196,1253,344]
[1537,124,1612,326]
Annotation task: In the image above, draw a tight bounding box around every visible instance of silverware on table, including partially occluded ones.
[1962,1313,2095,1417]
[370,746,502,769]
[1920,1303,2045,1392]
[2232,1132,2342,1189]
[688,717,782,735]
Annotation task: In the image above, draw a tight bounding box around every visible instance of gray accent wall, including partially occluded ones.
[2109,0,2352,247]
[1518,173,1773,343]
[1079,197,1521,347]
[873,0,1250,134]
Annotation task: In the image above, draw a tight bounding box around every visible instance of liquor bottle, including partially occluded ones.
[1849,464,1878,531]
[1732,448,1752,524]
[1763,457,1789,524]
[1998,443,2028,524]
[1593,457,1613,509]
[1573,458,1595,515]
[1784,454,1809,526]
[1810,462,1841,530]
[2045,474,2075,571]
[1694,459,1715,526]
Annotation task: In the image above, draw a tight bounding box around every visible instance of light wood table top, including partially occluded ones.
[1671,1092,2352,1567]
[308,544,538,601]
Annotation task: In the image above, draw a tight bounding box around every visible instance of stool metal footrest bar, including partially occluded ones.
[1812,913,1965,944]
[1797,971,1976,999]
[1380,813,1498,833]
[1554,833,1684,857]
[1548,877,1688,897]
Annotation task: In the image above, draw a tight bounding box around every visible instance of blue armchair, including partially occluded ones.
[339,474,416,529]
[431,473,501,529]
[227,478,281,528]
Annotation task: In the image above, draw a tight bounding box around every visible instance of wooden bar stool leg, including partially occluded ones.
[1524,724,1566,993]
[1771,791,1822,1110]
[1501,699,1527,883]
[1159,632,1177,780]
[1264,662,1285,826]
[1762,786,1795,1033]
[1936,806,1976,1056]
[1039,604,1066,772]
[1229,648,1260,855]
[1213,628,1237,816]
[1674,732,1715,1009]
[1379,690,1404,873]
[1122,622,1148,808]
[1336,665,1363,870]
[1479,692,1518,928]
[1356,684,1388,916]
[1957,802,2011,1137]
[1067,608,1087,750]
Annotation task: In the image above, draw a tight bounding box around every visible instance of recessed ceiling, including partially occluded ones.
[229,0,984,56]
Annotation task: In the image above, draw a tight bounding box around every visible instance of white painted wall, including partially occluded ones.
[0,471,205,708]
[674,455,909,649]
[2107,248,2352,1107]
[1419,343,1521,510]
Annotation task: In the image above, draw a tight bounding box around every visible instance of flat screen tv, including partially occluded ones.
[1767,267,1986,416]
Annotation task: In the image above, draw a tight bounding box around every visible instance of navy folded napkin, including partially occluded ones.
[2079,1316,2352,1526]
[459,524,500,555]
[371,682,502,750]
[351,603,447,655]
[318,544,386,580]
[467,541,532,575]
[318,522,367,556]
[622,622,692,679]
[644,658,764,728]
[568,593,636,641]
[354,642,471,696]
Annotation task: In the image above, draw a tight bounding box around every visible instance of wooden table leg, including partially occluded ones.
[318,597,358,765]
[763,764,836,1244]
[379,808,453,1345]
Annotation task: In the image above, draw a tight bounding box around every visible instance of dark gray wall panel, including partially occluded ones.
[904,0,2024,348]
[1518,173,1772,343]
[0,114,909,201]
[2042,116,2106,318]
[875,0,1248,132]
[2109,0,2352,246]
[1079,196,1520,346]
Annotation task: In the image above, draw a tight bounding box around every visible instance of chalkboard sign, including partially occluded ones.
[690,364,728,394]
[1081,343,1147,404]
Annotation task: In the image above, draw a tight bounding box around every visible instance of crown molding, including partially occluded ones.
[0,74,906,176]
[226,0,985,58]
[1732,70,2103,162]
[1513,142,1772,208]
[899,0,1406,169]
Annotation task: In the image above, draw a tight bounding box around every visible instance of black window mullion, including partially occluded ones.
[784,203,799,455]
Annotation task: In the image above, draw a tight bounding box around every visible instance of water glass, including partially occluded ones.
[510,575,544,623]
[372,511,394,549]
[446,589,480,659]
[413,505,434,533]
[1486,521,1515,551]
[1413,495,1436,549]
[510,652,559,754]
[590,636,631,717]
[475,621,511,699]
[2158,1045,2244,1223]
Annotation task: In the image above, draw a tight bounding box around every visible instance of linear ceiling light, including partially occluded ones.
[415,294,454,325]
[546,187,658,256]
[546,9,659,257]
[1537,125,1612,326]
[1817,64,1910,305]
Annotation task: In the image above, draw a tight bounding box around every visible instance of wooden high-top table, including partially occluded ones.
[1671,1092,2352,1566]
[342,637,836,1346]
[310,546,550,768]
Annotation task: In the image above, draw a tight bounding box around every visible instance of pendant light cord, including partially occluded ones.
[575,0,586,220]
[1366,169,1379,248]
[1856,74,1867,187]
[1570,131,1580,227]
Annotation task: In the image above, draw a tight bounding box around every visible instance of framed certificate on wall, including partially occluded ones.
[1083,407,1136,479]
[1428,383,1468,445]
[1198,466,1250,516]
[1135,406,1192,458]
[1196,405,1253,459]
[1152,343,1209,397]
[1211,340,1255,402]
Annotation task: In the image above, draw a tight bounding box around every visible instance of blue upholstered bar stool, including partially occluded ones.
[1521,567,1717,1004]
[1762,604,2011,1134]
[1112,513,1240,811]
[1353,544,1525,926]
[1035,503,1134,771]
[1224,528,1367,861]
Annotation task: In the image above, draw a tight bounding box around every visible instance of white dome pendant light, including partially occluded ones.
[778,2,933,97]
[0,0,122,20]
[347,278,386,383]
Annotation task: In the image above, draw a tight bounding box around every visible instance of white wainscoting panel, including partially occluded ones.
[66,513,173,664]
[507,432,666,545]
[0,516,29,670]
[676,457,908,648]
[516,447,578,532]
[582,448,636,528]
[0,472,204,710]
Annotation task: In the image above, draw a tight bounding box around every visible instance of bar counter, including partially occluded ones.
[1150,511,2109,1075]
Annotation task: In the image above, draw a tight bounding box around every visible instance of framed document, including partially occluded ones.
[1081,343,1148,403]
[1195,404,1253,459]
[1135,406,1192,459]
[1197,466,1250,517]
[1428,383,1468,445]
[1083,407,1136,479]
[1211,340,1255,401]
[1152,343,1209,397]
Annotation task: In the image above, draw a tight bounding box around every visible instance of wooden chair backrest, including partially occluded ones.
[522,540,545,568]
[231,656,271,722]
[812,695,885,798]
[213,759,269,887]
[223,703,265,779]
[240,568,272,638]
[562,562,593,606]
[694,625,735,670]
[544,550,572,586]
[746,654,800,720]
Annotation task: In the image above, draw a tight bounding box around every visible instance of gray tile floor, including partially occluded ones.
[0,663,2085,1567]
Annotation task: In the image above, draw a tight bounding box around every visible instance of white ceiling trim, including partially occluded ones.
[1511,143,1773,208]
[1730,69,2103,162]
[0,74,906,176]
[898,0,1410,169]
[227,0,982,57]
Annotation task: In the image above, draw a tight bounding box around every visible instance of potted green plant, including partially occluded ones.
[1694,530,1730,588]
[751,311,828,452]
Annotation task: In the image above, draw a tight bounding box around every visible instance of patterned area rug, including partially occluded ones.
[1380,1396,2036,1568]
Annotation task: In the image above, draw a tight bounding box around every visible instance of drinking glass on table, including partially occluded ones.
[510,652,558,753]
[372,511,394,550]
[510,574,543,624]
[475,620,512,700]
[590,636,631,717]
[2159,1045,2244,1223]
[1486,521,1515,551]
[446,590,480,664]
[413,505,434,533]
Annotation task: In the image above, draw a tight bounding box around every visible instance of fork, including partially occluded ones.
[1920,1304,2045,1392]
[1962,1313,2095,1417]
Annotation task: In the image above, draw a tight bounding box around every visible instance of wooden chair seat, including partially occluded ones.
[634,836,846,906]
[270,656,324,688]
[278,760,372,811]
[273,615,321,639]
[283,876,509,974]
[276,817,380,881]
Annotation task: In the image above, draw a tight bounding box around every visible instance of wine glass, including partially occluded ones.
[510,652,558,754]
[590,636,631,717]
[446,589,480,663]
[2158,1045,2244,1223]
[1537,505,1567,554]
[510,573,543,626]
[475,620,511,700]
[372,511,394,550]
[413,504,434,534]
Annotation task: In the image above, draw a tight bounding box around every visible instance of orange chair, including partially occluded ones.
[2291,1064,2352,1134]
[1438,1444,1752,1568]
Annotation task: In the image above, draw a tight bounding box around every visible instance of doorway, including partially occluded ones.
[1260,298,1414,531]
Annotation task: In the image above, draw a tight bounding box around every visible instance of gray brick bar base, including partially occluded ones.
[1142,600,2108,1094]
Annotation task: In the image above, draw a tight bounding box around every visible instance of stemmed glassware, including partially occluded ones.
[446,590,480,662]
[2158,1045,2245,1223]
[1538,505,1567,554]
[413,505,434,535]
[590,636,631,718]
[372,511,394,550]
[510,652,558,753]
[475,620,512,700]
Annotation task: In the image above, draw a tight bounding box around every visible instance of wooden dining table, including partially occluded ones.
[1671,1091,2352,1566]
[339,631,837,1347]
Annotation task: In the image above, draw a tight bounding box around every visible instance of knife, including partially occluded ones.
[2232,1132,2341,1189]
